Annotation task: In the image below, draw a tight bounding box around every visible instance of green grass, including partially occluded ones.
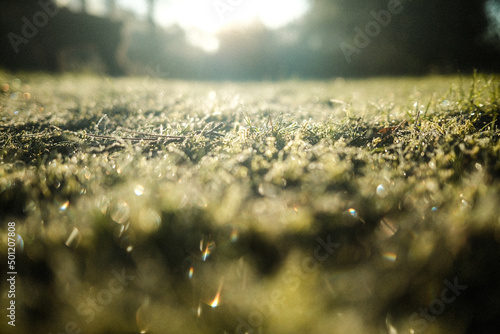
[1,71,500,334]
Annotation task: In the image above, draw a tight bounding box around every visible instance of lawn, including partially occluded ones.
[1,71,499,334]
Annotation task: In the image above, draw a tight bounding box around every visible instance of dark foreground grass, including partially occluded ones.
[0,71,499,334]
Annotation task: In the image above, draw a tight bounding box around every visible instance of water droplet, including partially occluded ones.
[431,206,438,212]
[208,281,223,308]
[24,200,37,214]
[188,266,194,279]
[110,201,130,224]
[460,194,471,210]
[65,227,81,249]
[97,196,110,215]
[12,78,21,89]
[230,228,239,242]
[118,232,132,251]
[257,182,276,197]
[385,313,398,334]
[210,294,220,308]
[59,200,69,211]
[200,237,216,261]
[382,252,397,262]
[197,303,202,317]
[348,208,358,218]
[16,235,24,253]
[14,110,19,115]
[115,224,126,238]
[14,161,26,174]
[136,299,151,334]
[134,185,145,196]
[138,209,161,233]
[376,218,399,240]
[376,184,387,197]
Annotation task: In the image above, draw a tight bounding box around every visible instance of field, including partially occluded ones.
[1,71,500,334]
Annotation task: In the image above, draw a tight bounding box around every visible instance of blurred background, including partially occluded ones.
[1,0,500,79]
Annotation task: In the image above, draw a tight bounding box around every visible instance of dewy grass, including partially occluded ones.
[0,71,499,333]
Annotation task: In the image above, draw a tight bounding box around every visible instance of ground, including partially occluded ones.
[0,71,499,334]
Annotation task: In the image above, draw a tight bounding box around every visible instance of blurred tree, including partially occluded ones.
[0,1,127,75]
[79,0,87,13]
[106,0,117,18]
[146,0,156,28]
[296,0,499,75]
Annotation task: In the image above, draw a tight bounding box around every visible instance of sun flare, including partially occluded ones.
[155,0,309,51]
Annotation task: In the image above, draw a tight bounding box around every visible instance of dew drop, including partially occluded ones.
[138,209,161,233]
[200,237,216,261]
[375,218,399,240]
[16,234,24,253]
[97,195,110,215]
[348,208,358,218]
[110,200,130,224]
[461,198,471,209]
[230,228,239,242]
[12,78,21,89]
[65,227,81,249]
[136,299,151,334]
[59,200,69,212]
[376,184,387,197]
[14,161,26,174]
[385,313,398,334]
[208,281,223,308]
[114,224,125,238]
[188,266,194,279]
[382,252,397,262]
[197,303,202,317]
[134,185,145,196]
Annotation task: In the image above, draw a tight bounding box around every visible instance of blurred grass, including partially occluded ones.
[0,71,499,334]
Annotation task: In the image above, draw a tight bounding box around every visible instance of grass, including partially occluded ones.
[0,71,499,334]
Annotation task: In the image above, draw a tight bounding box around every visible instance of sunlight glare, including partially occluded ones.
[155,0,310,51]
